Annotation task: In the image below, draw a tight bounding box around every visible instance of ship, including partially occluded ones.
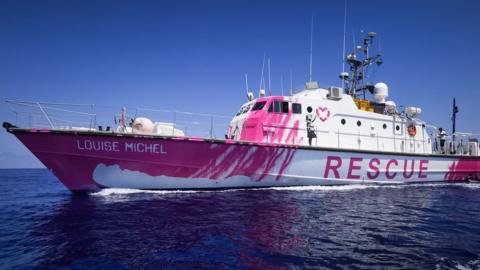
[3,32,480,192]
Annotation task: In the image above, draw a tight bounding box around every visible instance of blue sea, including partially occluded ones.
[1,169,480,269]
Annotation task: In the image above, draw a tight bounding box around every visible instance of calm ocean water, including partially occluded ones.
[1,169,480,269]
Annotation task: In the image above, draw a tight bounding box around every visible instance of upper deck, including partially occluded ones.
[227,88,479,156]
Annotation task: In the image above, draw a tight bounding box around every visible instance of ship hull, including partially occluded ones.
[9,128,480,192]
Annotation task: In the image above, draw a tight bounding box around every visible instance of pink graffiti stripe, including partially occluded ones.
[240,97,302,144]
[14,131,298,191]
[445,159,480,181]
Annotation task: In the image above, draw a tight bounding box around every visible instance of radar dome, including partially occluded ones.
[374,82,388,103]
[132,117,154,134]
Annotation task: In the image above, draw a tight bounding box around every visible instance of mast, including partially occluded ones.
[452,97,459,142]
[341,31,383,98]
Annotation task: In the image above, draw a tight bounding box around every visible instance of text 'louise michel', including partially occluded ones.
[76,139,167,154]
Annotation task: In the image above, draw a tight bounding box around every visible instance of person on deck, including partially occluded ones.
[438,127,447,154]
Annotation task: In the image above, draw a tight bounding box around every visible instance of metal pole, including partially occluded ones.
[452,98,458,149]
[37,102,54,128]
[172,112,176,136]
[210,116,214,139]
[92,105,96,130]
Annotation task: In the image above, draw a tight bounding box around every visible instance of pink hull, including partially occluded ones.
[10,129,480,192]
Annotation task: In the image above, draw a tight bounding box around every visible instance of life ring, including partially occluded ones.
[407,124,416,136]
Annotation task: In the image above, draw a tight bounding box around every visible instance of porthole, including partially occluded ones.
[341,119,346,125]
[396,125,400,131]
[383,123,387,129]
[357,120,361,127]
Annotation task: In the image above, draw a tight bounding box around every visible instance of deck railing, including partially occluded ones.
[262,122,479,156]
[134,107,231,139]
[4,100,232,139]
[5,100,479,156]
[5,100,97,130]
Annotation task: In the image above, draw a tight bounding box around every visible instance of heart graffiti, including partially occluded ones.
[316,107,331,122]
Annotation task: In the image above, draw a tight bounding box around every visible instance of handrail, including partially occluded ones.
[5,99,97,130]
[5,99,96,107]
[135,107,231,139]
[7,101,96,116]
[136,107,231,119]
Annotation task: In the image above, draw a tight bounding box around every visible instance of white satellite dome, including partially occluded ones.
[132,117,154,134]
[374,82,389,103]
[385,100,397,115]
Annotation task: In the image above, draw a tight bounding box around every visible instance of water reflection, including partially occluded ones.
[34,190,302,269]
[23,183,480,269]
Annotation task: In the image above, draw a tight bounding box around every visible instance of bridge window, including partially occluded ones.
[274,101,281,112]
[282,101,289,113]
[341,119,346,125]
[292,103,302,114]
[251,102,266,111]
[383,123,387,129]
[268,100,289,113]
[357,120,361,127]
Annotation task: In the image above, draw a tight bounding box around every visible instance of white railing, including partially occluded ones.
[260,123,479,156]
[424,124,480,155]
[134,107,231,139]
[430,133,480,156]
[5,100,97,130]
[4,100,232,139]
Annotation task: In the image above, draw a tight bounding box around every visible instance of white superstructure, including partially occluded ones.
[226,31,476,157]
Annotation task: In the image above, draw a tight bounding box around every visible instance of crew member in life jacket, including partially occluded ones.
[438,127,447,154]
[306,106,317,146]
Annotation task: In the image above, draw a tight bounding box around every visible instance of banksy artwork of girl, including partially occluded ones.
[306,106,317,146]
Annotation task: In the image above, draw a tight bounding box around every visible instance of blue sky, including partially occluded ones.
[1,0,480,168]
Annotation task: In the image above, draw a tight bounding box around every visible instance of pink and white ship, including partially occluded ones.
[4,32,480,192]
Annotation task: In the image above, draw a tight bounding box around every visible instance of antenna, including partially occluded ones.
[290,69,293,95]
[378,34,382,53]
[280,75,284,96]
[352,28,356,51]
[309,15,314,83]
[259,53,266,91]
[342,0,347,74]
[268,58,271,95]
[245,73,254,101]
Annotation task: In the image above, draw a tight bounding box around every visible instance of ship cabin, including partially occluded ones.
[228,84,438,155]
